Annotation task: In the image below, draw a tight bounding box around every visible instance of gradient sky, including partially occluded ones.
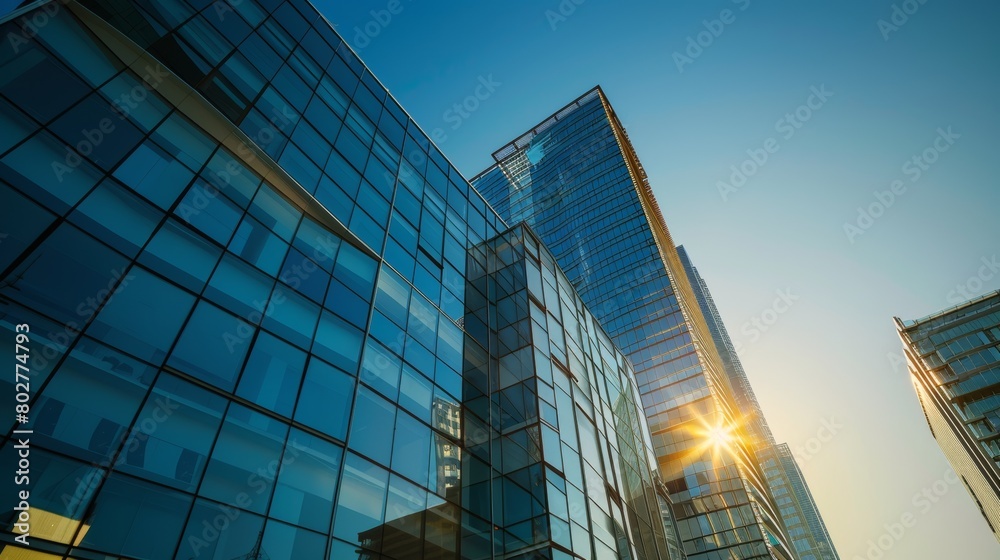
[316,1,1000,558]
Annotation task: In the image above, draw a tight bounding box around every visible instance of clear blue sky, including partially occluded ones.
[317,1,1000,558]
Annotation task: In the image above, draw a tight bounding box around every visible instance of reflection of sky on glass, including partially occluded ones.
[318,1,1000,558]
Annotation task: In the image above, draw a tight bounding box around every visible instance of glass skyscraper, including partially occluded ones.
[472,88,794,560]
[0,0,686,558]
[678,247,840,560]
[896,291,1000,542]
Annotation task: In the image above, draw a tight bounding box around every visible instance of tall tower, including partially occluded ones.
[678,246,841,560]
[473,86,794,560]
[896,292,1000,542]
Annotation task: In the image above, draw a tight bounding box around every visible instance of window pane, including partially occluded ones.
[270,429,342,532]
[139,218,223,292]
[261,287,320,349]
[176,177,242,246]
[199,405,288,515]
[360,337,400,401]
[176,498,265,560]
[391,412,430,486]
[348,387,396,466]
[294,358,354,441]
[114,137,196,210]
[236,331,305,416]
[87,266,194,364]
[168,300,251,391]
[117,374,226,491]
[79,473,192,560]
[70,178,162,256]
[332,453,388,545]
[34,337,155,463]
[204,253,275,321]
[312,311,362,373]
[230,214,289,275]
[1,130,103,214]
[260,519,328,560]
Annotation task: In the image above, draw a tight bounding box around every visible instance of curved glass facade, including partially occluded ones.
[0,1,684,558]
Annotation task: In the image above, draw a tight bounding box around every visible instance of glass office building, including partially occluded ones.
[896,292,1000,542]
[757,445,839,560]
[678,247,840,560]
[0,0,686,558]
[472,88,793,560]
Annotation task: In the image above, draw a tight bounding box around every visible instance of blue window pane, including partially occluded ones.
[236,331,305,416]
[117,374,226,491]
[260,519,328,560]
[399,365,433,425]
[270,429,342,532]
[200,405,288,515]
[177,498,265,560]
[204,253,275,321]
[348,387,396,466]
[151,112,215,171]
[290,120,332,167]
[79,473,192,559]
[70,178,162,256]
[333,127,369,174]
[87,266,194,364]
[249,187,301,241]
[99,72,170,132]
[0,43,90,123]
[326,278,369,329]
[314,174,352,224]
[176,177,243,246]
[177,15,233,66]
[114,137,195,210]
[0,185,55,272]
[293,217,340,272]
[332,453,388,545]
[50,92,143,171]
[1,130,103,214]
[0,222,125,326]
[334,242,377,298]
[374,266,410,327]
[202,146,262,208]
[168,300,251,391]
[294,358,354,441]
[229,214,289,275]
[391,412,431,486]
[312,311,362,373]
[240,108,288,160]
[360,338,401,401]
[385,475,427,545]
[0,96,38,156]
[139,218,223,292]
[261,287,320,349]
[350,210,385,252]
[278,143,321,193]
[278,247,330,303]
[34,337,155,463]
